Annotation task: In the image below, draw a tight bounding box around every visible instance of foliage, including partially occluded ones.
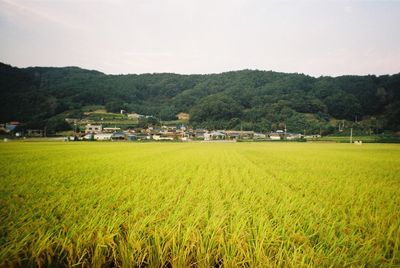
[137,116,159,128]
[46,117,72,133]
[1,62,399,132]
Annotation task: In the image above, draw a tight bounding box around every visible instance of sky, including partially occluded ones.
[0,0,399,76]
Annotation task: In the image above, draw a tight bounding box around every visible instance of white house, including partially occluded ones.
[204,131,225,141]
[85,124,102,134]
[269,133,281,140]
[152,135,173,141]
[94,133,112,140]
[103,127,121,133]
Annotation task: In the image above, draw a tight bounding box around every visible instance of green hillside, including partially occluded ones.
[0,62,399,133]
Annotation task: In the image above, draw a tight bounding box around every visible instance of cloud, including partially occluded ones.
[0,0,86,30]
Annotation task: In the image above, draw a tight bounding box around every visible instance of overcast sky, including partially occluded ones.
[0,0,399,76]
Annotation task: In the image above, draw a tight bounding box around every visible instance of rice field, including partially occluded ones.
[0,142,399,267]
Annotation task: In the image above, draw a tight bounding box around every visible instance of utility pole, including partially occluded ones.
[350,127,353,144]
[339,120,345,132]
[240,121,243,140]
[284,123,287,140]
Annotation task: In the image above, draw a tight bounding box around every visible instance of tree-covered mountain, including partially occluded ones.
[0,62,399,133]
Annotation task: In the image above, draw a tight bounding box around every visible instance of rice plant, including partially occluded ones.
[0,142,399,267]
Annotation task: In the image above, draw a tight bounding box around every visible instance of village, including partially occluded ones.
[78,123,320,142]
[75,109,322,142]
[0,112,322,142]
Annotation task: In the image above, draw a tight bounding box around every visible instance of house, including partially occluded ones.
[176,112,189,120]
[111,132,126,140]
[159,131,183,140]
[194,129,207,139]
[127,135,137,141]
[226,132,240,139]
[225,130,255,140]
[83,134,94,140]
[124,128,136,134]
[177,125,187,131]
[94,133,112,140]
[152,135,173,141]
[5,121,20,132]
[269,133,282,140]
[135,133,151,140]
[184,130,195,139]
[304,134,321,140]
[269,130,286,140]
[286,133,304,140]
[203,133,211,141]
[85,124,103,134]
[204,131,226,141]
[103,127,121,133]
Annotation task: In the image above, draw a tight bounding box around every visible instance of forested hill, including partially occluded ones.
[0,62,399,133]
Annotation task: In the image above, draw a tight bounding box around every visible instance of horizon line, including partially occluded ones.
[2,61,399,78]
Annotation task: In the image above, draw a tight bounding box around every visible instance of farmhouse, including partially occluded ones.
[127,135,137,141]
[4,121,20,132]
[269,133,282,140]
[305,134,321,140]
[269,130,286,140]
[152,135,173,141]
[176,112,189,120]
[111,132,126,140]
[225,130,255,140]
[135,133,151,140]
[204,131,225,141]
[85,124,103,134]
[94,133,112,140]
[103,127,121,133]
[286,133,303,140]
[83,134,94,140]
[194,129,207,139]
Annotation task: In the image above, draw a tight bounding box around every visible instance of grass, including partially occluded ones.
[319,135,400,143]
[0,142,399,267]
